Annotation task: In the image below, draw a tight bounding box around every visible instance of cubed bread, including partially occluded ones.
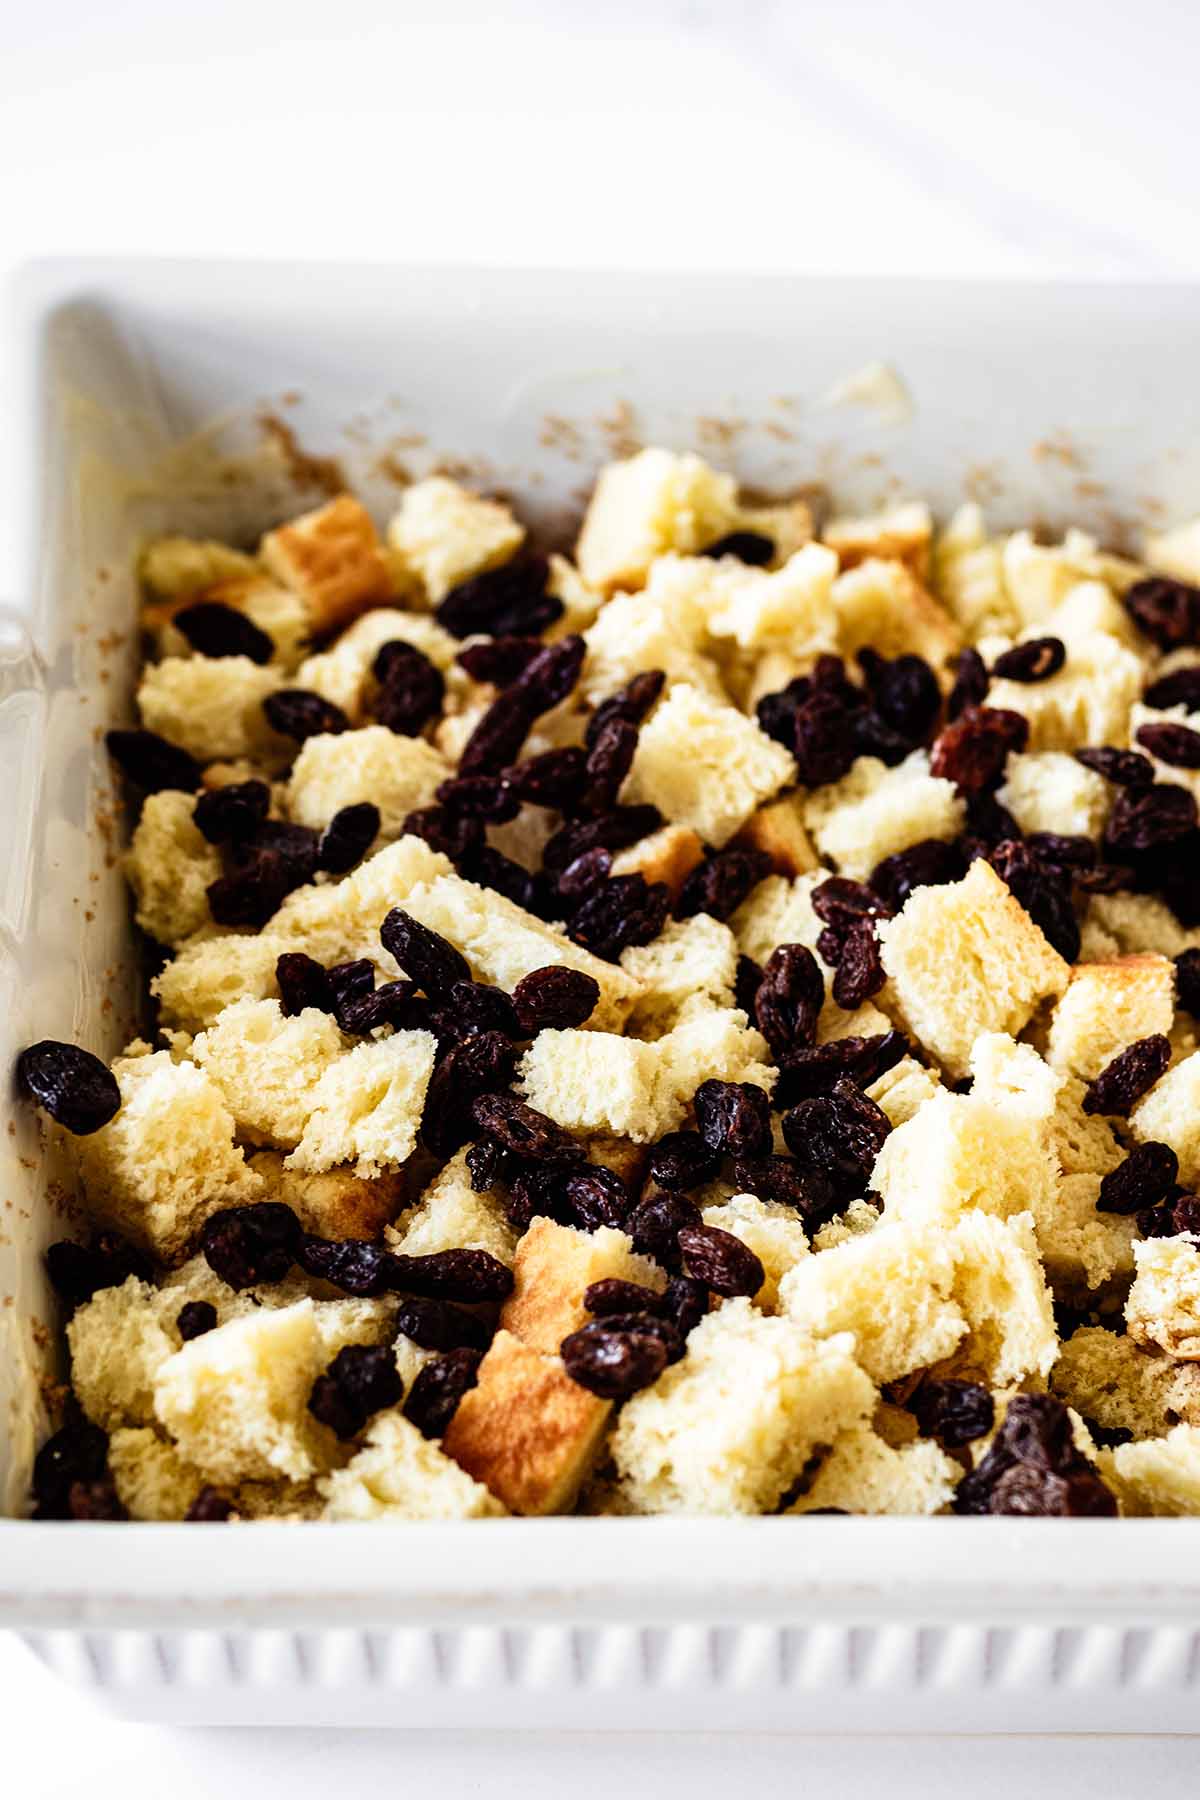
[137,655,288,766]
[319,1409,504,1519]
[802,751,963,880]
[996,750,1110,839]
[702,543,840,657]
[1130,1052,1200,1186]
[611,1300,873,1515]
[611,823,706,899]
[294,606,459,722]
[1145,516,1200,584]
[259,494,394,635]
[729,870,831,967]
[501,1219,663,1352]
[811,1197,883,1252]
[249,1150,405,1241]
[1081,892,1200,962]
[107,1427,206,1521]
[76,1049,263,1261]
[790,1424,959,1515]
[67,1277,179,1430]
[147,575,311,669]
[285,724,448,840]
[733,794,819,879]
[386,477,524,604]
[1126,1235,1200,1358]
[192,998,347,1147]
[267,835,451,971]
[124,789,223,947]
[580,563,726,705]
[931,503,1016,639]
[387,1147,518,1266]
[1099,1425,1200,1516]
[518,1028,665,1141]
[140,535,260,599]
[1001,527,1143,626]
[620,915,738,1036]
[830,558,961,668]
[700,1193,809,1312]
[987,630,1143,750]
[1051,1326,1200,1441]
[877,858,1070,1078]
[284,1029,438,1177]
[1046,955,1175,1082]
[625,683,796,847]
[823,501,933,581]
[733,496,815,565]
[864,1056,940,1128]
[152,931,293,1035]
[575,449,739,593]
[442,1329,612,1515]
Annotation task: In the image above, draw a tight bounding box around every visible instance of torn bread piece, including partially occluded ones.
[501,1219,664,1353]
[260,493,394,635]
[386,477,524,604]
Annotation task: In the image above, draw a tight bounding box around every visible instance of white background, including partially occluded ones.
[4,0,1200,1789]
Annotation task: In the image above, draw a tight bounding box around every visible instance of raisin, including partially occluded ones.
[909,1379,994,1448]
[206,849,293,928]
[930,705,1028,792]
[988,838,1081,962]
[693,1079,772,1159]
[560,1320,670,1399]
[870,838,967,910]
[380,907,472,997]
[627,1191,701,1269]
[512,966,600,1033]
[275,951,333,1016]
[470,1091,585,1164]
[701,530,774,565]
[559,1165,633,1231]
[308,1344,405,1440]
[403,1347,483,1438]
[202,1203,301,1289]
[1144,668,1200,712]
[173,600,273,664]
[372,642,445,736]
[662,1274,709,1339]
[18,1041,121,1136]
[388,1247,514,1303]
[326,957,374,1009]
[1123,575,1200,649]
[45,1234,149,1310]
[852,707,912,767]
[675,848,771,922]
[581,716,638,816]
[1074,746,1156,788]
[1024,832,1096,873]
[1073,860,1136,894]
[1097,1141,1179,1214]
[831,918,886,1008]
[186,1488,236,1522]
[812,876,893,934]
[506,746,588,810]
[753,943,825,1055]
[341,981,430,1036]
[772,1032,907,1109]
[568,874,671,961]
[555,847,612,903]
[394,1295,491,1353]
[193,779,271,844]
[263,688,349,741]
[584,670,666,751]
[105,727,201,794]
[676,1223,764,1297]
[1173,1193,1200,1235]
[503,1162,567,1231]
[1083,1034,1171,1116]
[647,1130,721,1192]
[457,687,537,776]
[457,636,544,685]
[952,1392,1119,1516]
[735,954,763,1016]
[317,802,380,873]
[963,789,1023,847]
[465,1137,515,1192]
[436,555,559,640]
[1175,948,1200,1017]
[295,1235,392,1296]
[730,1156,842,1227]
[991,636,1066,683]
[430,980,520,1043]
[543,805,664,873]
[986,1462,1118,1516]
[436,773,519,822]
[459,845,551,915]
[512,634,586,712]
[756,678,810,749]
[792,688,861,787]
[946,648,989,720]
[66,1476,126,1520]
[400,805,484,861]
[1136,721,1200,769]
[421,1031,516,1158]
[176,1300,218,1341]
[782,1077,891,1186]
[584,1278,667,1317]
[857,649,941,743]
[32,1418,109,1518]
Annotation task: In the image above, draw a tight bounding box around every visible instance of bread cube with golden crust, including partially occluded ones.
[260,494,394,635]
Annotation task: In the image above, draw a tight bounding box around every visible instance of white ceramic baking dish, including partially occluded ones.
[5,259,1200,1731]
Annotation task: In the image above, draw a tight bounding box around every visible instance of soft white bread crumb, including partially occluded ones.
[864,1057,940,1127]
[625,682,796,848]
[1126,1235,1200,1359]
[124,790,222,948]
[611,823,706,899]
[152,932,293,1035]
[137,655,288,766]
[1130,1052,1200,1187]
[1099,1425,1200,1516]
[580,562,725,705]
[285,725,448,840]
[259,494,394,635]
[517,1029,662,1141]
[284,1029,437,1177]
[878,858,1070,1078]
[1081,891,1200,962]
[729,870,831,967]
[802,751,964,880]
[811,1197,883,1252]
[140,535,258,599]
[1051,1326,1200,1441]
[823,501,933,580]
[386,477,524,604]
[387,1148,517,1266]
[703,543,840,658]
[501,1219,663,1353]
[319,1409,504,1519]
[997,750,1110,839]
[107,1427,206,1521]
[1046,955,1175,1082]
[192,998,346,1147]
[1145,517,1200,584]
[611,1300,873,1515]
[443,1328,612,1515]
[733,496,814,565]
[987,630,1144,750]
[67,1277,179,1430]
[700,1194,809,1312]
[931,504,1016,639]
[790,1424,959,1515]
[620,915,737,1036]
[266,836,451,971]
[830,558,961,668]
[76,1050,262,1261]
[249,1151,405,1241]
[576,449,738,594]
[294,607,459,721]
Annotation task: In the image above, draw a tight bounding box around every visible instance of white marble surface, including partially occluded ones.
[4,0,1200,1787]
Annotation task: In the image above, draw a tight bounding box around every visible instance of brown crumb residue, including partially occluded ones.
[539,415,588,460]
[257,413,346,497]
[373,453,413,488]
[1032,435,1085,470]
[598,401,641,460]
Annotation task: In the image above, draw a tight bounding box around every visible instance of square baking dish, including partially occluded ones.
[5,259,1200,1732]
